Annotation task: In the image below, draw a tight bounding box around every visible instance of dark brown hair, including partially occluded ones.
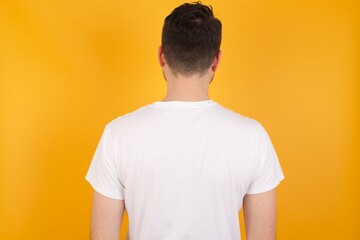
[161,2,222,76]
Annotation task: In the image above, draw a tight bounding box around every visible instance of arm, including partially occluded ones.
[243,189,277,240]
[90,190,125,240]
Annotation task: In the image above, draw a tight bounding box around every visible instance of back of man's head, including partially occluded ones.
[161,2,222,76]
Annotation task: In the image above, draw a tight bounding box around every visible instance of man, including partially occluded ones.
[86,2,284,240]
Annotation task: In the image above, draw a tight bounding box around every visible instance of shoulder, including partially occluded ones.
[104,105,153,133]
[211,103,262,132]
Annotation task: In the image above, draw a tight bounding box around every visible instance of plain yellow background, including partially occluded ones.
[1,0,359,239]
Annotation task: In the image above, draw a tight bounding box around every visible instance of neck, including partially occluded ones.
[162,73,211,102]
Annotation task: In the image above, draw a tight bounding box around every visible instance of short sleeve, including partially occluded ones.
[85,126,125,200]
[246,123,285,194]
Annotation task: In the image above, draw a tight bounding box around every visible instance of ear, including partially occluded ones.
[158,46,166,67]
[211,50,222,72]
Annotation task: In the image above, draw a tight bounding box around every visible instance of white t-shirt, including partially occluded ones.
[86,100,284,240]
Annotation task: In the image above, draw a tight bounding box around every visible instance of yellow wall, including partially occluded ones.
[0,0,359,239]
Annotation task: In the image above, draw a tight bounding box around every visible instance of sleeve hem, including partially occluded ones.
[85,176,125,200]
[246,176,285,195]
